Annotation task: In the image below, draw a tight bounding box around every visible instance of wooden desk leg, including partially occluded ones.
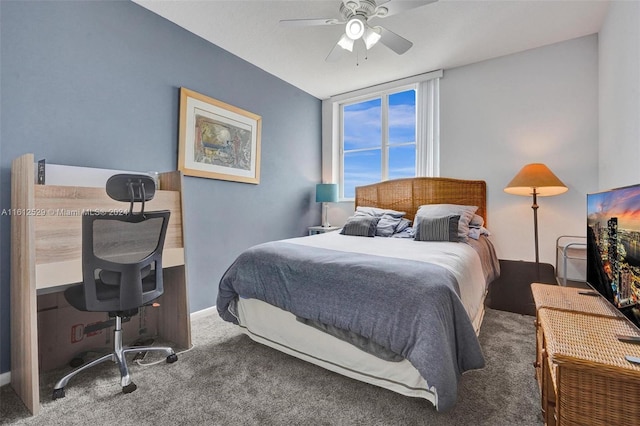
[157,266,191,349]
[10,153,40,415]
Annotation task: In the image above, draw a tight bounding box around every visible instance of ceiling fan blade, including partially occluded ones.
[378,26,413,55]
[279,18,342,27]
[375,0,438,18]
[326,34,353,62]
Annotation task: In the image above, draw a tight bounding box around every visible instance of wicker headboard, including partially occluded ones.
[354,177,487,224]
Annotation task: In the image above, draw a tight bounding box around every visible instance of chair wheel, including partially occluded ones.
[122,382,137,394]
[52,388,65,400]
[166,353,178,364]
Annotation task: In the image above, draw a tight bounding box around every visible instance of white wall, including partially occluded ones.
[440,36,599,266]
[599,1,640,190]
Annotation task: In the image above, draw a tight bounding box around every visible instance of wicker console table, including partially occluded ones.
[531,283,622,318]
[531,284,640,425]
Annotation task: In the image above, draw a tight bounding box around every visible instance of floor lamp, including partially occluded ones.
[504,163,568,279]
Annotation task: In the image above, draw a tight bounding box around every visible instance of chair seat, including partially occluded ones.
[64,275,160,312]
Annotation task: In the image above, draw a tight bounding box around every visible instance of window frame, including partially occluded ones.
[322,70,442,202]
[339,85,418,199]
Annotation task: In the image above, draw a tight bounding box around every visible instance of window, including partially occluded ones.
[323,70,441,201]
[342,89,416,198]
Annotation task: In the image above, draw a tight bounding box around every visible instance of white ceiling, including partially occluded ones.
[134,0,610,99]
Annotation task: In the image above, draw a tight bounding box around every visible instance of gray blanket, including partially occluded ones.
[217,241,485,411]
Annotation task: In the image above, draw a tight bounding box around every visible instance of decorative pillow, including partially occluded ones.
[354,206,407,237]
[391,227,415,239]
[375,213,405,237]
[415,204,478,242]
[470,214,484,228]
[414,215,461,242]
[468,226,491,240]
[394,218,412,234]
[340,216,380,237]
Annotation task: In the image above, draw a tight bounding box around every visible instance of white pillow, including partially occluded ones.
[354,206,405,218]
[414,204,478,242]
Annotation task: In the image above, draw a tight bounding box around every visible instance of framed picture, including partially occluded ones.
[178,87,262,184]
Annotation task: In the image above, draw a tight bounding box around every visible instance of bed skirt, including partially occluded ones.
[235,294,487,407]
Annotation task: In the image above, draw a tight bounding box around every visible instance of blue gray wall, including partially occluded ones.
[0,1,321,374]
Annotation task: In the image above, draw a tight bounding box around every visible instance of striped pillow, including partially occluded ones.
[414,215,460,242]
[415,204,477,242]
[340,216,380,237]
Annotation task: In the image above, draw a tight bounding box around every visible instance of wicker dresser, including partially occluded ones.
[531,283,640,426]
[531,283,622,318]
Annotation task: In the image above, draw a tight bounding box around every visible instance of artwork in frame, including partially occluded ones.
[178,87,262,184]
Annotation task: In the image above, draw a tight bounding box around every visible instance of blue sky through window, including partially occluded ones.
[342,89,416,198]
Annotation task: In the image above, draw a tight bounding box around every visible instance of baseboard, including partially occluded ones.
[190,305,217,321]
[0,371,10,387]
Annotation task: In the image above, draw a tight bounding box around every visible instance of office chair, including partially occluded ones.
[52,174,177,400]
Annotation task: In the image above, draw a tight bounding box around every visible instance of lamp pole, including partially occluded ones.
[532,188,540,280]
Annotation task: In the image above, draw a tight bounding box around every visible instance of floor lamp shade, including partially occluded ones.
[504,163,568,197]
[504,163,568,274]
[316,183,338,227]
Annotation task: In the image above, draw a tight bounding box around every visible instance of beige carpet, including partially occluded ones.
[1,308,543,425]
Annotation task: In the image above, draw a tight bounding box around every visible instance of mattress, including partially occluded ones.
[238,298,439,404]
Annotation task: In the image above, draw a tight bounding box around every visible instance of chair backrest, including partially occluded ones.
[80,174,170,312]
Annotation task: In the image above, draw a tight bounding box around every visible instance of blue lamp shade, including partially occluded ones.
[316,183,338,203]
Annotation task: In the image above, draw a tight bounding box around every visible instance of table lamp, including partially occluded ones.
[316,183,338,227]
[504,163,568,274]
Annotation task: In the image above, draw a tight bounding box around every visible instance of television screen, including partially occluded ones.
[587,184,640,328]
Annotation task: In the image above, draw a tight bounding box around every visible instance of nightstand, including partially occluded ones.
[308,225,341,236]
[485,260,557,316]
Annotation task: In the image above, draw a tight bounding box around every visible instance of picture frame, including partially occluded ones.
[178,87,262,184]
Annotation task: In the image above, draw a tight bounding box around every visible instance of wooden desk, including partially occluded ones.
[10,153,191,415]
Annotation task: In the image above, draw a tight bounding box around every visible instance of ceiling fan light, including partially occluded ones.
[345,17,365,40]
[337,34,355,52]
[363,26,381,49]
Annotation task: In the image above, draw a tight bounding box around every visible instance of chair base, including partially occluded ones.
[52,315,177,400]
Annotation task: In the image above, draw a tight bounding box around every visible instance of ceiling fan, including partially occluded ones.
[280,0,438,62]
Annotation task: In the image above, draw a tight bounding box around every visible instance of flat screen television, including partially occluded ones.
[587,183,640,329]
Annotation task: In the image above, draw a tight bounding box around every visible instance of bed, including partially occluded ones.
[216,177,500,411]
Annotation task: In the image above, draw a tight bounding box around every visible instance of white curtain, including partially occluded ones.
[416,77,440,177]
